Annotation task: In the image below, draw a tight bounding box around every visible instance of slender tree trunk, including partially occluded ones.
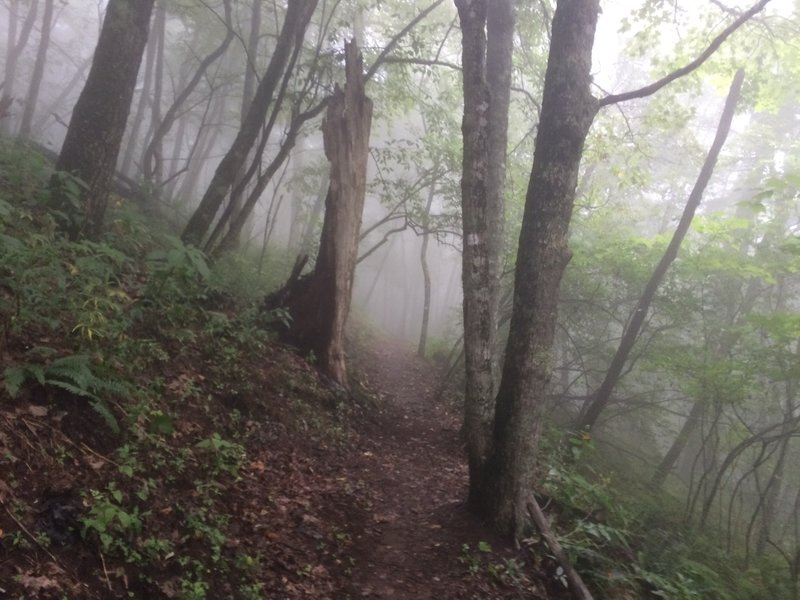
[3,0,20,122]
[2,0,39,134]
[269,41,372,387]
[299,177,329,259]
[182,0,318,247]
[652,398,705,487]
[143,0,166,184]
[456,0,514,514]
[577,69,744,431]
[417,180,436,357]
[31,54,91,136]
[226,0,262,249]
[143,0,234,184]
[177,87,227,203]
[18,0,54,138]
[242,0,261,116]
[477,0,600,537]
[51,0,156,240]
[120,9,158,177]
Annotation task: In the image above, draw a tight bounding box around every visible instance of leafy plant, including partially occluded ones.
[4,354,126,432]
[195,433,245,477]
[81,483,144,555]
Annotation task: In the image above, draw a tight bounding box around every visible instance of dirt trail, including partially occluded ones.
[343,340,547,599]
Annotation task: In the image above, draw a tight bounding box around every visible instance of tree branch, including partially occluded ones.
[364,0,446,83]
[526,495,595,600]
[599,0,771,108]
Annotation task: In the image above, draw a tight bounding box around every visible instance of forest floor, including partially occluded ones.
[1,333,563,599]
[331,337,558,599]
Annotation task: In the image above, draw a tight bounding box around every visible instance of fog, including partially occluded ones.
[3,0,800,594]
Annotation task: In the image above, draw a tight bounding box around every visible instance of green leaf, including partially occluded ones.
[4,366,27,397]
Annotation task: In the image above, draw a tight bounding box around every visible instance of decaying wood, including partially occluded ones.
[526,494,595,600]
[265,40,373,387]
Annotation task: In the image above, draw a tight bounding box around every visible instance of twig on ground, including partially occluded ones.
[526,493,595,600]
[2,500,61,566]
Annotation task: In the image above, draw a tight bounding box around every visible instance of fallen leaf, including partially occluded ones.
[27,405,48,417]
[248,460,266,473]
[86,456,106,470]
[18,574,60,592]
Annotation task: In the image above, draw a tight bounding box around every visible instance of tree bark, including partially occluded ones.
[181,0,318,248]
[18,0,54,138]
[455,0,514,515]
[477,0,600,537]
[271,41,372,387]
[577,69,744,431]
[51,0,156,240]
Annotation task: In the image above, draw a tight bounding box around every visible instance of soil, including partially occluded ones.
[338,339,555,599]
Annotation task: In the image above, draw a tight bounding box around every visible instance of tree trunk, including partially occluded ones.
[242,0,261,117]
[476,0,600,537]
[577,70,744,431]
[51,0,156,240]
[225,0,262,250]
[176,86,228,204]
[31,54,91,136]
[143,0,166,184]
[181,0,318,248]
[271,41,372,388]
[417,179,437,358]
[651,397,705,487]
[142,0,234,185]
[119,7,159,177]
[2,0,39,135]
[455,0,514,514]
[18,0,54,138]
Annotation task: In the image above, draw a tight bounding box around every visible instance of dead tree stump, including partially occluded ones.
[271,40,372,387]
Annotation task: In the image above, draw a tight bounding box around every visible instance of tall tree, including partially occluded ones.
[181,0,318,248]
[455,0,515,513]
[51,0,156,240]
[2,0,39,134]
[119,6,160,178]
[18,0,54,138]
[470,0,770,537]
[142,0,235,185]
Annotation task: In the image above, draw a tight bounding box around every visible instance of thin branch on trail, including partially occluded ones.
[527,494,595,600]
[599,0,770,107]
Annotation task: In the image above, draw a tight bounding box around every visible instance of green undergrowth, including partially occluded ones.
[537,430,791,599]
[0,140,351,598]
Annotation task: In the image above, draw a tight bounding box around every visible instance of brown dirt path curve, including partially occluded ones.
[342,339,551,599]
